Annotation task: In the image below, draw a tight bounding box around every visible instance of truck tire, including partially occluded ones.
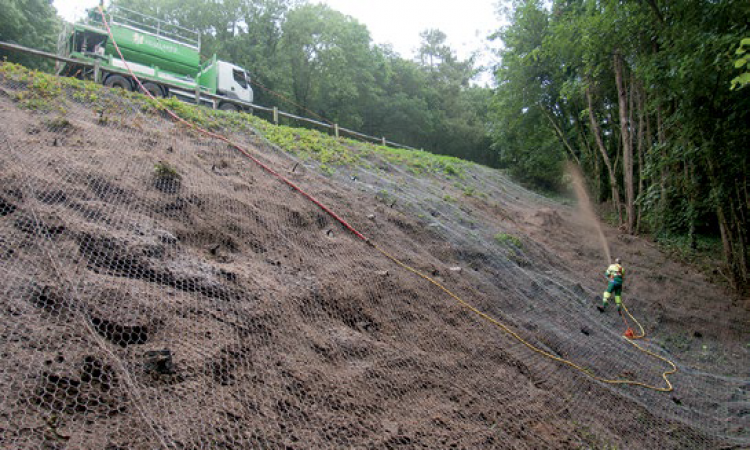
[219,102,239,112]
[104,74,131,91]
[140,82,164,98]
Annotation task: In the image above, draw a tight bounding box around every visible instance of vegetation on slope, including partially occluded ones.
[0,62,469,182]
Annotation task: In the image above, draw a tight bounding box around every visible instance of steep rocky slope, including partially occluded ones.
[0,64,748,449]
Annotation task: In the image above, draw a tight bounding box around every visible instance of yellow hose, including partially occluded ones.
[373,243,677,392]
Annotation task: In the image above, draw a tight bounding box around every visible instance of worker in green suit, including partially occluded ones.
[598,258,624,313]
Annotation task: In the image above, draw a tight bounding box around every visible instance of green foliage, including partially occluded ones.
[375,189,396,206]
[1,63,142,116]
[157,97,215,128]
[255,121,361,169]
[318,164,334,176]
[0,0,61,71]
[72,82,103,103]
[43,117,72,131]
[494,233,522,248]
[1,64,64,111]
[652,233,725,280]
[731,38,750,89]
[491,0,750,292]
[461,185,476,197]
[278,4,378,131]
[489,0,567,191]
[377,146,467,177]
[154,161,180,180]
[441,162,459,177]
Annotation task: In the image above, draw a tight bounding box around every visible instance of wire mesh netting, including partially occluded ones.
[0,65,748,449]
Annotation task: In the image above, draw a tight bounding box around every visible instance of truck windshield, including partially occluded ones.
[232,69,248,89]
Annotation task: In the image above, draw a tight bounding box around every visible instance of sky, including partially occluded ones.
[318,0,502,60]
[53,0,503,81]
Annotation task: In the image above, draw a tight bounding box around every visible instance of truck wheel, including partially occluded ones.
[140,82,164,98]
[104,74,131,91]
[219,102,239,112]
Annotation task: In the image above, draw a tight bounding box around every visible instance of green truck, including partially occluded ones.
[56,5,253,111]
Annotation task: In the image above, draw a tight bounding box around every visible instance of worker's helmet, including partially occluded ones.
[615,257,621,264]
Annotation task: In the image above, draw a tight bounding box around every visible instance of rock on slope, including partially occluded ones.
[0,66,748,449]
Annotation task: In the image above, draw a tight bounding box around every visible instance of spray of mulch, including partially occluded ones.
[567,162,612,264]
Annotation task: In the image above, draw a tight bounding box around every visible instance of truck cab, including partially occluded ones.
[217,61,253,104]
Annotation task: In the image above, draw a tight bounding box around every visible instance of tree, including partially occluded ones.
[0,0,61,70]
[277,3,378,129]
[489,0,567,190]
[417,29,452,69]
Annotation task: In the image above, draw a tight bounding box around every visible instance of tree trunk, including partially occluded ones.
[609,110,624,224]
[707,157,749,293]
[744,164,749,212]
[541,106,580,166]
[685,161,696,249]
[614,51,635,233]
[729,190,749,290]
[636,83,646,233]
[715,199,748,292]
[656,100,667,235]
[574,111,601,200]
[586,85,622,223]
[716,202,735,289]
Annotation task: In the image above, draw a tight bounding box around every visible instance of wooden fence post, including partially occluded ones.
[334,124,339,138]
[382,136,386,146]
[194,87,201,105]
[273,106,279,125]
[93,61,101,83]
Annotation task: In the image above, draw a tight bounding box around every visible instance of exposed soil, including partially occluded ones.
[0,70,748,449]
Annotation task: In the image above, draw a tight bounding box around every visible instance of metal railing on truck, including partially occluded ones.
[99,6,201,50]
[0,40,417,151]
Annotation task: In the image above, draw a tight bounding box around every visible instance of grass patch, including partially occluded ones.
[494,233,522,248]
[43,116,72,131]
[153,161,181,194]
[257,122,360,168]
[154,161,180,180]
[376,189,397,207]
[377,145,467,178]
[319,164,334,176]
[661,333,693,353]
[463,186,476,197]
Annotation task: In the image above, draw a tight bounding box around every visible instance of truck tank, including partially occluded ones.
[103,7,201,77]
